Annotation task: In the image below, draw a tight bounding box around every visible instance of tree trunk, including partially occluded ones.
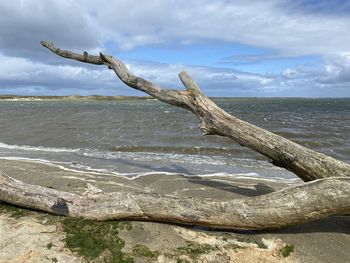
[1,172,350,230]
[40,41,350,182]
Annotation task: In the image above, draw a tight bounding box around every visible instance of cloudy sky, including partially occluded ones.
[1,0,350,97]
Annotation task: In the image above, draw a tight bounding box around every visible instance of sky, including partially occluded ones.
[0,0,350,97]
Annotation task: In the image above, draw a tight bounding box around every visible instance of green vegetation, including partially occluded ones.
[281,244,294,257]
[1,203,292,262]
[176,241,215,258]
[1,203,135,262]
[176,259,191,263]
[62,217,133,262]
[0,202,30,219]
[46,242,53,250]
[132,244,159,259]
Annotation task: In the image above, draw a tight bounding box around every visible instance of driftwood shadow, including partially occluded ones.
[139,215,350,235]
[264,216,350,235]
[111,159,275,197]
[187,176,275,197]
[112,158,193,175]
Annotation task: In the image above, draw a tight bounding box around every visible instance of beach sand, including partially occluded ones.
[0,158,349,262]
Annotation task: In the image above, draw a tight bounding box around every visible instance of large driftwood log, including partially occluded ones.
[40,41,350,182]
[1,172,350,230]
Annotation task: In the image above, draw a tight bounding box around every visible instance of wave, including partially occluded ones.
[82,149,273,169]
[0,142,79,153]
[0,141,294,182]
[0,156,139,178]
[0,156,299,183]
[0,142,252,159]
[0,141,277,171]
[111,145,237,155]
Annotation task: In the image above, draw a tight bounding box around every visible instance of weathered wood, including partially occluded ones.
[1,172,350,230]
[41,41,350,182]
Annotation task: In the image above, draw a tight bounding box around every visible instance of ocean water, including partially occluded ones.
[0,98,349,181]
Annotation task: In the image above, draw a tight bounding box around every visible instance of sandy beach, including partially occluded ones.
[1,158,349,262]
[1,0,350,262]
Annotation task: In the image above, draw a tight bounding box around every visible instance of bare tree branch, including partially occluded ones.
[40,41,350,182]
[41,41,104,65]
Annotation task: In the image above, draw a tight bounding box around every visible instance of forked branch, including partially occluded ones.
[41,41,350,182]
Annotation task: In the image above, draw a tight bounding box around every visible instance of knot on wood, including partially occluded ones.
[51,198,69,215]
[199,121,216,135]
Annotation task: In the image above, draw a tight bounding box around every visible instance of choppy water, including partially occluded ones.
[0,98,349,181]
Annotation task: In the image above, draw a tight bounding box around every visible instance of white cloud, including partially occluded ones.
[0,0,349,96]
[78,0,350,56]
[3,51,348,97]
[2,0,350,58]
[0,53,121,94]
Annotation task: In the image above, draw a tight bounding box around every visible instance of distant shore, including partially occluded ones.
[1,95,348,101]
[0,95,154,101]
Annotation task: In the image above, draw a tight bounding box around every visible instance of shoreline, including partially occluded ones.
[1,95,349,102]
[0,158,297,194]
[1,158,350,262]
[0,154,300,184]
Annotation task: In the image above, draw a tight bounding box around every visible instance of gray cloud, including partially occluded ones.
[0,0,349,97]
[82,0,350,56]
[4,53,347,97]
[0,55,349,96]
[0,1,100,63]
[317,54,350,84]
[2,0,350,59]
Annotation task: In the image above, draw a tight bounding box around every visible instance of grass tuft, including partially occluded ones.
[0,203,30,219]
[46,242,53,250]
[132,244,159,259]
[281,244,294,257]
[176,241,215,258]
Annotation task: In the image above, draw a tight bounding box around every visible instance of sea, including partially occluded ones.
[0,98,349,182]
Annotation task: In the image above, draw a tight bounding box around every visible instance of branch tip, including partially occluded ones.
[99,52,106,60]
[40,40,52,48]
[179,70,202,93]
[99,52,112,63]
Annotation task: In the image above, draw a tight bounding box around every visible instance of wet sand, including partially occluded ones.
[1,158,349,262]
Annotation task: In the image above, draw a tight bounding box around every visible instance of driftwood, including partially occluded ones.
[40,41,350,182]
[0,41,349,230]
[1,172,350,230]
